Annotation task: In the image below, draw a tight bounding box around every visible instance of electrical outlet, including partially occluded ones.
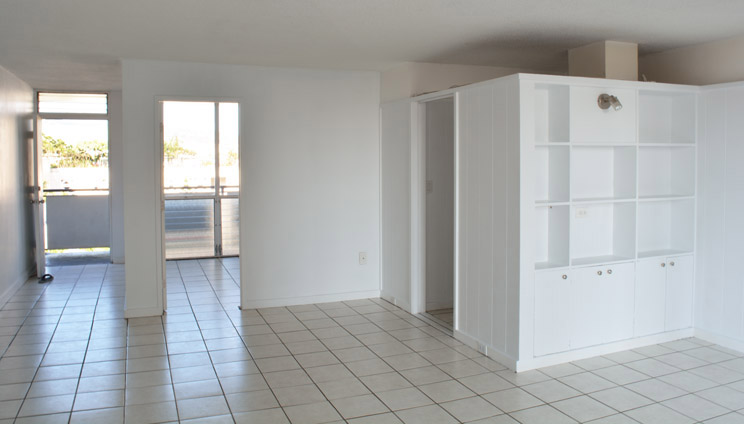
[426,180,433,194]
[359,252,368,265]
[575,208,588,218]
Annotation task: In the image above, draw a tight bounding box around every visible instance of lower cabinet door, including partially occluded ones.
[534,270,571,356]
[570,266,606,349]
[602,263,635,343]
[666,255,694,331]
[634,259,667,337]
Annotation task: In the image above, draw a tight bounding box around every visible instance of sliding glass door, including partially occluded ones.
[161,101,239,259]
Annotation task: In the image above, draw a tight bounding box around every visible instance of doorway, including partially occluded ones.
[423,97,455,328]
[33,92,110,274]
[160,101,240,260]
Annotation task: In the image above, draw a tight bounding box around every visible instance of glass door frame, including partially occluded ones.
[33,90,110,278]
[157,97,241,308]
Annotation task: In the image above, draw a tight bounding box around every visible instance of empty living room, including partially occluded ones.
[2,1,744,423]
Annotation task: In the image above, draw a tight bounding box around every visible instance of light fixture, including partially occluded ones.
[597,93,623,111]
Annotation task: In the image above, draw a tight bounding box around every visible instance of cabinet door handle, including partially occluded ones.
[607,269,612,275]
[597,270,602,276]
[661,263,666,267]
[669,261,675,267]
[562,274,568,280]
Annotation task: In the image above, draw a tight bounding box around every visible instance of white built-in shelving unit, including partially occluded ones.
[380,73,701,373]
[533,84,696,271]
[529,77,697,368]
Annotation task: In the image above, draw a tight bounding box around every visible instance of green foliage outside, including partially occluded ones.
[164,136,197,162]
[42,135,107,168]
[224,150,239,166]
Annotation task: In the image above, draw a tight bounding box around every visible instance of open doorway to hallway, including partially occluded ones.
[423,97,455,328]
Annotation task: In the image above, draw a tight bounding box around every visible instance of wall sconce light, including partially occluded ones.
[597,93,623,111]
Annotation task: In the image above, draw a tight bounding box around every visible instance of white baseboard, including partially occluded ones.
[515,328,694,372]
[695,328,744,354]
[110,256,125,264]
[0,265,35,309]
[380,292,411,313]
[124,306,164,318]
[241,290,381,310]
[454,329,518,370]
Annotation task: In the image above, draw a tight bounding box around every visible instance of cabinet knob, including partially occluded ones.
[661,263,666,267]
[607,269,613,275]
[562,274,567,280]
[669,261,675,267]
[597,270,603,276]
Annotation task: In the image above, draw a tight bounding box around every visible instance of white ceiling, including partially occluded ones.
[1,0,743,90]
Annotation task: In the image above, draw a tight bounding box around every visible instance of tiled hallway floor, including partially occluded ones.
[1,260,744,423]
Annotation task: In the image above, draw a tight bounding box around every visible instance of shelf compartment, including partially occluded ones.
[535,145,569,203]
[534,84,569,144]
[535,205,569,269]
[571,255,635,267]
[639,91,696,144]
[569,86,636,144]
[571,146,636,201]
[637,249,693,259]
[638,146,695,198]
[637,199,695,259]
[571,202,635,265]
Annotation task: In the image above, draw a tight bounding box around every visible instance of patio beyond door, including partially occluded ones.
[161,101,239,259]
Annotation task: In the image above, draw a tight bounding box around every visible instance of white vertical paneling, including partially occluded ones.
[491,83,510,352]
[697,83,744,348]
[454,77,518,360]
[465,87,481,337]
[697,90,726,333]
[723,87,744,340]
[456,90,468,329]
[381,101,412,309]
[476,86,494,343]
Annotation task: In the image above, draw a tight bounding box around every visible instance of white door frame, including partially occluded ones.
[155,97,241,312]
[33,91,111,278]
[31,115,47,279]
[409,94,458,325]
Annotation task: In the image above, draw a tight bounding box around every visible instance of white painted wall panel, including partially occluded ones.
[0,65,34,306]
[456,78,519,360]
[381,100,412,309]
[697,84,744,346]
[122,60,380,316]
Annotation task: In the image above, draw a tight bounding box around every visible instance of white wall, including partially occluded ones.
[0,65,34,306]
[641,34,744,85]
[380,101,412,310]
[122,59,380,316]
[46,195,109,249]
[456,79,521,361]
[425,98,454,311]
[696,83,744,348]
[381,62,541,103]
[108,90,125,264]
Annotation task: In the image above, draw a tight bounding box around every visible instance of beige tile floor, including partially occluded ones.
[1,259,744,423]
[426,309,454,327]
